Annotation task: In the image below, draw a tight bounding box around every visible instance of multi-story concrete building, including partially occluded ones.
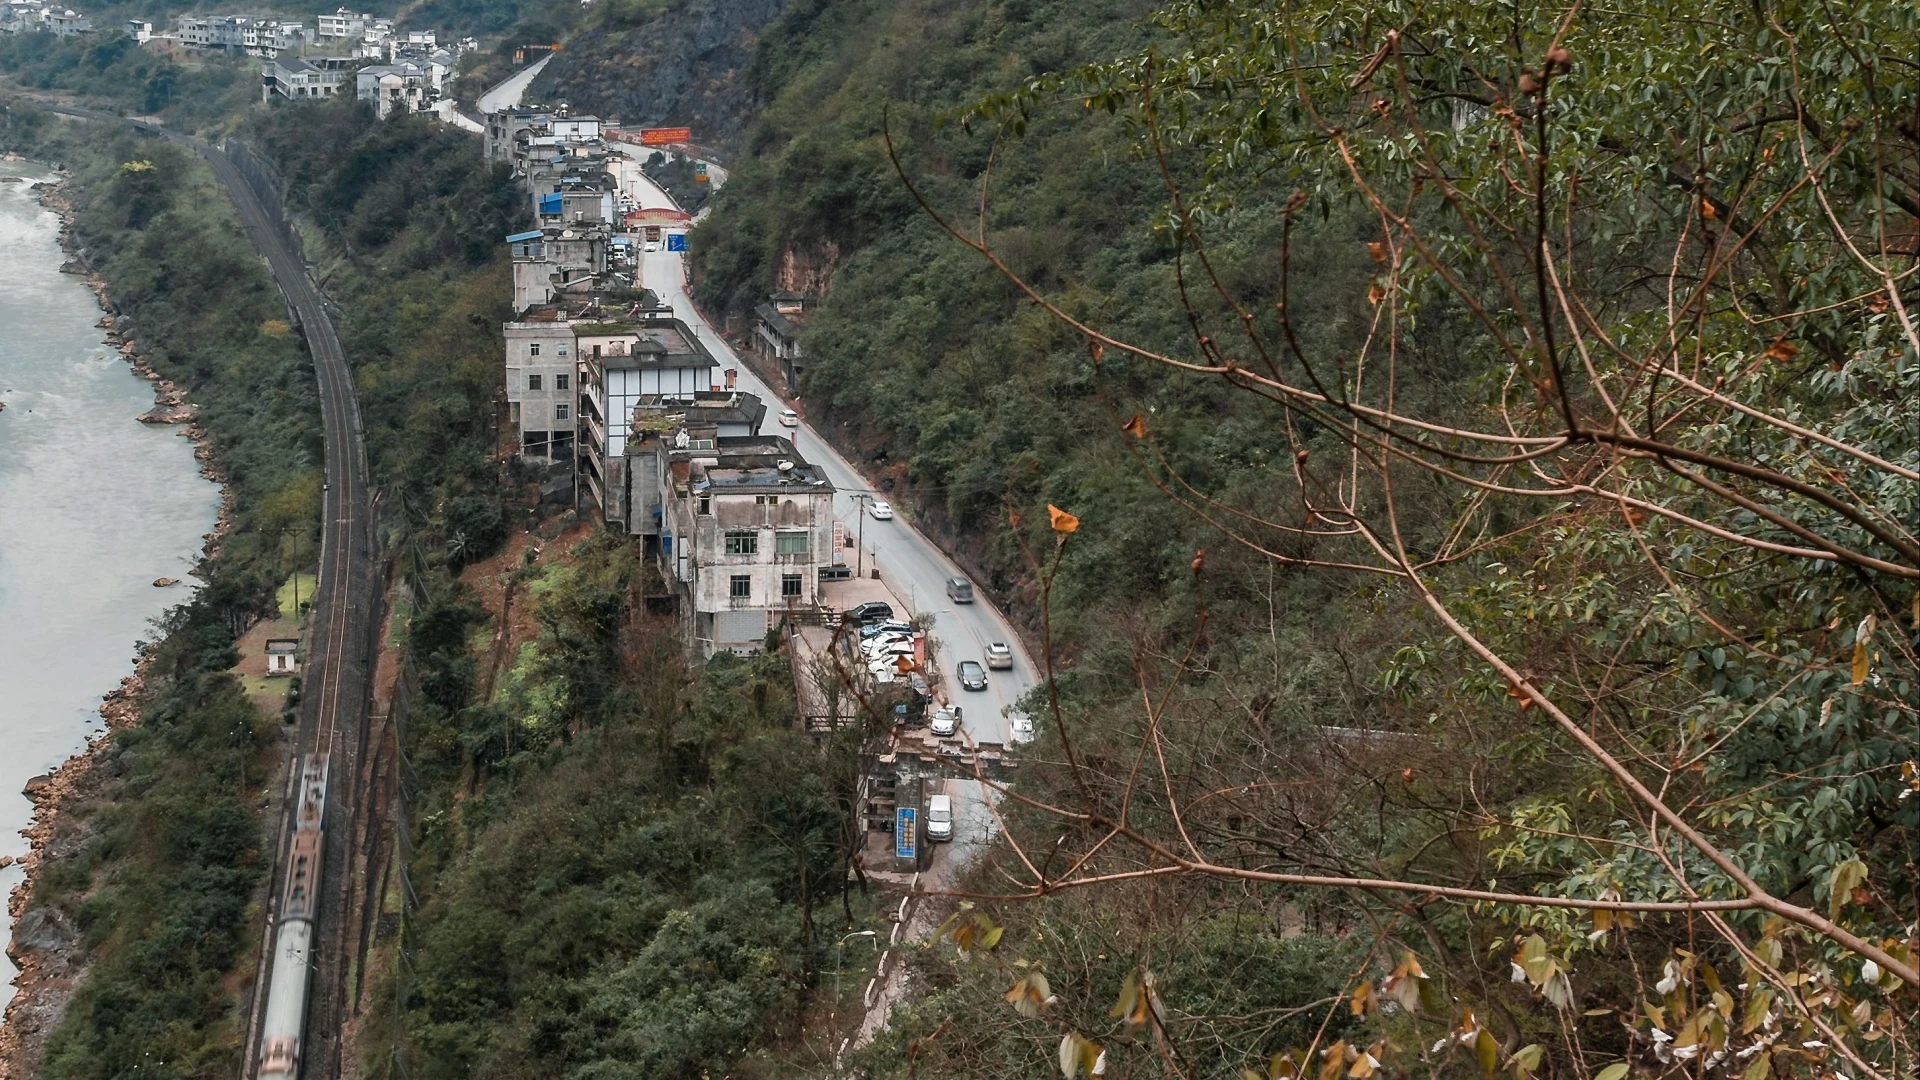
[508,224,612,312]
[754,291,809,393]
[575,319,723,523]
[261,55,352,101]
[314,7,368,41]
[637,430,836,653]
[46,7,86,34]
[355,61,430,118]
[484,107,550,163]
[503,314,581,465]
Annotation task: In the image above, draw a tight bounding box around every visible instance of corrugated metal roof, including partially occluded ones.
[505,230,542,243]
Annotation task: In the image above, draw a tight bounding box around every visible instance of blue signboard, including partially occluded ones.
[666,233,687,252]
[894,807,916,860]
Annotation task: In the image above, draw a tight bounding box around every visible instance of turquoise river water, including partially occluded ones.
[0,163,220,1002]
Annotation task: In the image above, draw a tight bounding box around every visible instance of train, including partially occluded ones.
[259,755,330,1080]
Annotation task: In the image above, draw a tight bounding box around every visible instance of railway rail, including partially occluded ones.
[24,101,377,1080]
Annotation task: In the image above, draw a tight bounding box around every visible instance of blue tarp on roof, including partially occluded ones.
[505,230,542,243]
[538,193,562,214]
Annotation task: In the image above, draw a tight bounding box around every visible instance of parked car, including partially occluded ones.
[862,637,914,659]
[868,499,894,520]
[926,794,953,842]
[869,655,911,679]
[946,577,974,603]
[930,705,961,737]
[779,409,800,427]
[1007,710,1035,744]
[956,660,988,691]
[846,601,895,624]
[860,620,912,639]
[984,642,1013,669]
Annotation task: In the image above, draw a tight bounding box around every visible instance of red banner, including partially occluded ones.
[640,127,692,146]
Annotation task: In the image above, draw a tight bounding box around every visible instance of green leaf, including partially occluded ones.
[1595,1065,1630,1080]
[1828,858,1868,919]
[1474,1028,1497,1076]
[1511,1044,1544,1076]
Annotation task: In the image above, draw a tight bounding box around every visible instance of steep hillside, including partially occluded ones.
[530,0,787,149]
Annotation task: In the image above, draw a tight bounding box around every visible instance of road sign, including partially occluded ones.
[666,233,686,252]
[640,126,692,145]
[894,807,916,860]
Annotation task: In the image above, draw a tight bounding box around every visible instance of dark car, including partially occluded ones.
[956,660,988,691]
[846,601,895,625]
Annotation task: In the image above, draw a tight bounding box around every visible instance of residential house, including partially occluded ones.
[508,223,610,312]
[485,107,550,162]
[314,7,368,41]
[642,432,837,653]
[623,392,766,539]
[754,291,809,393]
[355,61,431,118]
[0,1,47,34]
[503,313,581,465]
[125,18,151,40]
[262,55,352,101]
[46,7,86,34]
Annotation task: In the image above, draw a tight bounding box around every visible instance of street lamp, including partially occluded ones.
[833,929,880,1065]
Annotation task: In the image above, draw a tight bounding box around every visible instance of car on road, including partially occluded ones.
[956,660,988,691]
[930,705,961,737]
[846,601,894,624]
[1007,710,1035,744]
[926,794,953,842]
[644,241,659,252]
[779,409,800,427]
[984,642,1013,669]
[946,577,974,603]
[868,499,894,520]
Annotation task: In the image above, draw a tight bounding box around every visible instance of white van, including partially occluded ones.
[926,794,953,842]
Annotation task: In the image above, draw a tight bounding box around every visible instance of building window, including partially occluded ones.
[530,343,540,356]
[775,531,809,556]
[555,373,569,390]
[730,575,751,600]
[782,573,803,598]
[555,404,569,421]
[724,531,758,555]
[558,344,569,356]
[698,494,711,515]
[527,373,542,390]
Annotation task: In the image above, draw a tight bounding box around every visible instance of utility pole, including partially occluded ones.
[850,493,869,578]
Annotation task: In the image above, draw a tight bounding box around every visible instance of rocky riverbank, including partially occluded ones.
[0,174,235,1078]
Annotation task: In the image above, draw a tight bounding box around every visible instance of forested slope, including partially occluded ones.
[684,0,1920,1077]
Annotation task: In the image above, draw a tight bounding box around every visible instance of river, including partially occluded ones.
[0,163,220,1003]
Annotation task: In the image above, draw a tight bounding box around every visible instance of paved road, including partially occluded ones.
[476,53,552,114]
[613,157,1037,746]
[29,102,376,1080]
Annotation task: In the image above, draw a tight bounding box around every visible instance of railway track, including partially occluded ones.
[27,102,376,1080]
